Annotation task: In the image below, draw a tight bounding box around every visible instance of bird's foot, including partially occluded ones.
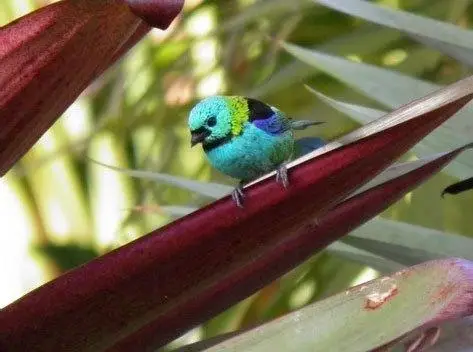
[276,163,289,189]
[231,182,245,208]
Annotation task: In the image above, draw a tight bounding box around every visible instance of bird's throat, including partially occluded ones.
[203,135,232,152]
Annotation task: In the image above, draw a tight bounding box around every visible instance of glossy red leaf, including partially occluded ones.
[0,0,183,175]
[0,79,471,351]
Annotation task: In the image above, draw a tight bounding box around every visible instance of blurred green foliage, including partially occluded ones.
[1,0,473,349]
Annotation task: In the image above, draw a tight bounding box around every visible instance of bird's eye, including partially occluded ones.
[207,115,217,127]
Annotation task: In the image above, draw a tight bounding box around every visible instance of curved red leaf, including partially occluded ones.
[0,0,181,176]
[0,86,471,351]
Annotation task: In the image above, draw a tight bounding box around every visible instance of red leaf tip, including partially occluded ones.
[124,0,184,29]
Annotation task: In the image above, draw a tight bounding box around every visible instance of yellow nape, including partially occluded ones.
[227,96,249,136]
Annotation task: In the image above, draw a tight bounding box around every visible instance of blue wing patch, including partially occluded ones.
[251,113,285,135]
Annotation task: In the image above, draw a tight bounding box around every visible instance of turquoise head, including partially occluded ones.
[188,96,250,148]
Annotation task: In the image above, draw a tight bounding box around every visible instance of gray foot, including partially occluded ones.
[276,163,289,188]
[231,182,245,208]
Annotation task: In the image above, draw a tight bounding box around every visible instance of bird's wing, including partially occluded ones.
[251,112,290,135]
[245,97,291,135]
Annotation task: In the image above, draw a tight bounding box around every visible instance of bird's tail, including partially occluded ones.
[290,120,324,130]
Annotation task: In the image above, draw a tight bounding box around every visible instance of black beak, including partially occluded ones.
[190,128,210,147]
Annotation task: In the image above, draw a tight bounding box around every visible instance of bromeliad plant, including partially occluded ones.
[1,1,473,352]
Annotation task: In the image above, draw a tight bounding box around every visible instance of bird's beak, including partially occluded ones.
[190,128,210,147]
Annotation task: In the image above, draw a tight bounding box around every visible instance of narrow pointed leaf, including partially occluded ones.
[309,89,473,180]
[349,154,450,198]
[309,87,386,121]
[92,154,445,203]
[345,218,473,265]
[89,158,232,199]
[284,43,473,179]
[414,34,473,68]
[316,0,473,51]
[219,0,309,33]
[327,242,404,273]
[0,0,183,175]
[161,206,199,218]
[282,43,440,107]
[251,26,400,98]
[201,258,473,352]
[1,79,471,351]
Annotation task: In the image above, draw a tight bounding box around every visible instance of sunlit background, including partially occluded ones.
[1,0,473,348]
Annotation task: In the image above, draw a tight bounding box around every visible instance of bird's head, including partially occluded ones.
[188,96,248,148]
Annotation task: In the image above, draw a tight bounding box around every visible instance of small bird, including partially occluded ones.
[188,95,324,207]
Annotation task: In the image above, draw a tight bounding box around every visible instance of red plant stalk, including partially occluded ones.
[0,91,470,351]
[0,0,183,175]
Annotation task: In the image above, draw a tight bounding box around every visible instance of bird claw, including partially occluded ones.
[276,163,289,189]
[231,183,245,208]
[231,164,289,208]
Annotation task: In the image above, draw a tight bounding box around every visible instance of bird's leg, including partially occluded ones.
[231,181,245,208]
[275,163,289,189]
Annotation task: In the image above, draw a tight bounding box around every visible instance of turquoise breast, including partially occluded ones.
[205,122,294,182]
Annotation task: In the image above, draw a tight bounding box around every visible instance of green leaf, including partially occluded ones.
[345,218,473,266]
[253,0,457,98]
[219,0,309,33]
[282,42,439,106]
[201,259,473,352]
[37,243,100,272]
[283,43,473,179]
[251,25,401,98]
[161,205,198,217]
[350,154,452,198]
[316,0,473,51]
[87,158,233,199]
[308,87,386,121]
[308,89,473,180]
[327,242,403,273]
[414,34,473,68]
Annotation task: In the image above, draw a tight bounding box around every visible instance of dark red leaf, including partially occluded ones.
[0,0,182,176]
[0,85,471,351]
